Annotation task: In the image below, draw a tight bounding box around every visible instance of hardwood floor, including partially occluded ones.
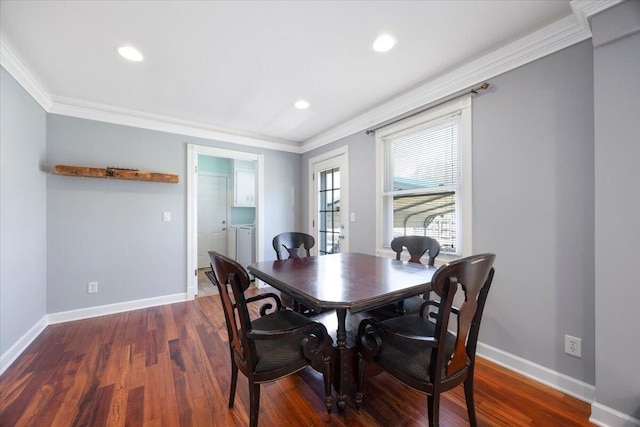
[0,287,593,426]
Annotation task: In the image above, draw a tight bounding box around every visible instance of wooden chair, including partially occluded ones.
[375,236,441,317]
[391,235,441,266]
[356,253,496,427]
[272,232,315,260]
[272,232,318,314]
[207,251,334,427]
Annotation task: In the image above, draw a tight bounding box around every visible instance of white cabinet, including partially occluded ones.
[234,168,255,207]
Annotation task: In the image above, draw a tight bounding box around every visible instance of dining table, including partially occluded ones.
[248,252,436,413]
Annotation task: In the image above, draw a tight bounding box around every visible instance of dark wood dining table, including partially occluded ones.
[248,252,436,413]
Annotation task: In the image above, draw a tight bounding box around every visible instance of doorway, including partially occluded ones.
[187,144,264,299]
[309,146,349,255]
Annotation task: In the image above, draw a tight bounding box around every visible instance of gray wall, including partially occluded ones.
[262,148,302,259]
[46,114,300,313]
[473,40,595,384]
[592,1,640,419]
[0,68,47,357]
[303,40,597,385]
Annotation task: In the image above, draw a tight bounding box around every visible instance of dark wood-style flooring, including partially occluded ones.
[0,287,593,426]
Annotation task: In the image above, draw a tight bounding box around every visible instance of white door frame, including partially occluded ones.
[308,146,349,255]
[187,144,264,299]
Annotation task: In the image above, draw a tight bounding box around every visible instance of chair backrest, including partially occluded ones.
[208,251,256,369]
[429,253,496,381]
[391,236,441,266]
[272,232,315,260]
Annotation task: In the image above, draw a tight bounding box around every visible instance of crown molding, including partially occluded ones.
[0,41,53,111]
[570,0,624,32]
[1,41,301,154]
[301,13,592,152]
[49,97,302,154]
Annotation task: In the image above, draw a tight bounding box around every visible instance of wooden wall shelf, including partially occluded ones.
[54,165,179,184]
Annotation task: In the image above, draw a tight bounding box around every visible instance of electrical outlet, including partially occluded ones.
[88,281,98,294]
[565,335,581,358]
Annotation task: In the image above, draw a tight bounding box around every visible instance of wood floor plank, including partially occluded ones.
[0,288,594,426]
[0,370,33,413]
[105,346,133,427]
[124,386,144,427]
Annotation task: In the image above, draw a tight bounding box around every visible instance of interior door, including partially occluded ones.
[198,174,227,268]
[311,152,349,254]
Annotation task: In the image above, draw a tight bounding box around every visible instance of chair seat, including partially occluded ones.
[371,314,457,382]
[367,295,427,319]
[251,310,321,373]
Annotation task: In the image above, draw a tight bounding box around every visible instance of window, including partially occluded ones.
[376,97,472,258]
[318,167,341,254]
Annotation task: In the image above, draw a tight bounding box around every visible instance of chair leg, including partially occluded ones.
[355,354,365,412]
[427,393,440,427]
[323,355,332,413]
[464,366,478,427]
[249,383,261,427]
[229,363,238,408]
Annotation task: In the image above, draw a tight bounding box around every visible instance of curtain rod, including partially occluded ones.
[365,82,490,135]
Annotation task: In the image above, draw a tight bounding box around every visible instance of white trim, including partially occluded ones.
[187,144,198,299]
[0,41,298,153]
[477,341,596,403]
[307,145,349,164]
[590,402,640,427]
[47,293,187,325]
[571,0,625,33]
[0,41,52,110]
[49,98,301,153]
[301,14,591,152]
[256,154,265,265]
[308,146,350,255]
[0,315,48,376]
[459,101,473,257]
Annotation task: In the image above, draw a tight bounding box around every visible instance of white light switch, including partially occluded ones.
[350,212,356,222]
[162,211,171,222]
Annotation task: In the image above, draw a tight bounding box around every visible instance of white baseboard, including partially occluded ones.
[0,315,48,376]
[476,341,596,403]
[590,402,640,427]
[4,297,638,427]
[47,293,188,324]
[480,343,640,427]
[1,293,188,376]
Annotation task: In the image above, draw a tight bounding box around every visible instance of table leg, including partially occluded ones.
[335,308,347,413]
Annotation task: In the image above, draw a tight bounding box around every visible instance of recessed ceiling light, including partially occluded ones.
[294,100,310,110]
[117,46,144,62]
[373,34,396,53]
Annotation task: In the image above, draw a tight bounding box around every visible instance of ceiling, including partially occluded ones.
[1,1,582,149]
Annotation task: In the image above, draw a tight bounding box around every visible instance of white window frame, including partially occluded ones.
[375,96,472,264]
